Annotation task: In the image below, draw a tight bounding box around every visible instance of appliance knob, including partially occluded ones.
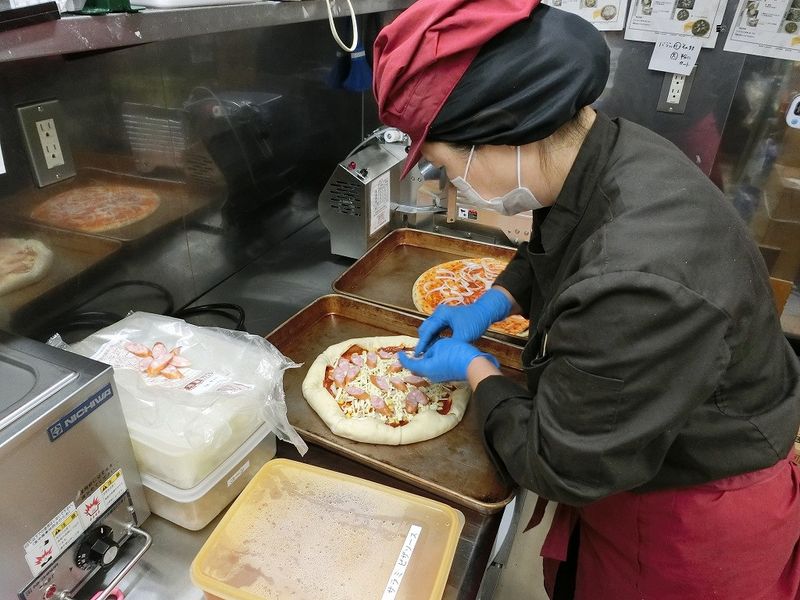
[359,168,369,177]
[75,525,118,570]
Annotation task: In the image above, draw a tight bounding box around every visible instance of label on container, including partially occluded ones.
[381,525,422,600]
[227,460,250,488]
[369,171,391,235]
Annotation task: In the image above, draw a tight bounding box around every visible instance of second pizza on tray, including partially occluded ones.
[412,257,530,337]
[29,185,161,233]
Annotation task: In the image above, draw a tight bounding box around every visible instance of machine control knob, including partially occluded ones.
[75,525,118,570]
[358,168,369,177]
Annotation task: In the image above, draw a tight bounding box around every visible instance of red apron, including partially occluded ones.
[533,455,800,600]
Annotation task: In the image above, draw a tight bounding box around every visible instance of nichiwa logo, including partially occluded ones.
[48,384,114,442]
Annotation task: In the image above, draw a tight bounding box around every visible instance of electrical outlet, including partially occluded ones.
[666,74,687,105]
[17,100,76,187]
[656,67,697,114]
[36,118,65,169]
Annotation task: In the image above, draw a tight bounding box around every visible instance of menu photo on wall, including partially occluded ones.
[724,0,800,60]
[543,0,628,31]
[624,0,727,48]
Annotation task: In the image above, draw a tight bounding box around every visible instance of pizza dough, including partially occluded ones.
[30,185,161,233]
[412,257,530,337]
[0,238,53,296]
[302,336,470,445]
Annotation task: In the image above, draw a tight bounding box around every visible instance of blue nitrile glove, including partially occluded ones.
[398,338,500,383]
[416,288,512,355]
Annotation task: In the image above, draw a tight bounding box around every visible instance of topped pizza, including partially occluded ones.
[30,185,161,233]
[412,257,530,337]
[302,336,470,445]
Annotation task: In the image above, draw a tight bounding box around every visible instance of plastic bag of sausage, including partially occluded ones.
[49,311,307,489]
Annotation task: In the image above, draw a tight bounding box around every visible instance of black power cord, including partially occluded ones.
[34,280,247,340]
[173,303,247,331]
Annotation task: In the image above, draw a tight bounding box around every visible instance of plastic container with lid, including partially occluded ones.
[142,424,276,530]
[129,411,260,490]
[191,459,465,600]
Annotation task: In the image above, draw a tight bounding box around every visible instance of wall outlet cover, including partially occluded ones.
[656,67,697,115]
[17,99,76,187]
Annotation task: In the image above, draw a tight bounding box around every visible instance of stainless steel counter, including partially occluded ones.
[74,218,512,599]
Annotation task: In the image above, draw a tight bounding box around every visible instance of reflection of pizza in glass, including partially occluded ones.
[30,185,161,233]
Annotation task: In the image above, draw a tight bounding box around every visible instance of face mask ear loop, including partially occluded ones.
[464,145,477,181]
[517,146,523,187]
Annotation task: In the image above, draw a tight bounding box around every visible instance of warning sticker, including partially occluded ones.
[79,469,127,528]
[24,503,83,577]
[23,469,129,576]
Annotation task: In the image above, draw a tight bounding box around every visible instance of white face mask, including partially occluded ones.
[450,145,543,215]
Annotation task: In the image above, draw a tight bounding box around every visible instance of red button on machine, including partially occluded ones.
[44,585,57,599]
[348,161,357,170]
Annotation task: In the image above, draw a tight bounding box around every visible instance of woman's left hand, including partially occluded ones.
[398,338,499,382]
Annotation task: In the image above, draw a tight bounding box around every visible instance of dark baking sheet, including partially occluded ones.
[266,294,521,514]
[3,168,214,243]
[332,228,529,345]
[0,224,121,322]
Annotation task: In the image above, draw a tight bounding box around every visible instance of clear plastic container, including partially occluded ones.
[191,459,465,600]
[129,412,260,490]
[142,425,276,531]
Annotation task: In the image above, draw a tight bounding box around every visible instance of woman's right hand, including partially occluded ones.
[415,287,513,354]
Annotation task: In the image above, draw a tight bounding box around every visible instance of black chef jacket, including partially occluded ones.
[476,111,800,507]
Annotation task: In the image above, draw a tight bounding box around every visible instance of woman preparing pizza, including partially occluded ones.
[373,1,800,598]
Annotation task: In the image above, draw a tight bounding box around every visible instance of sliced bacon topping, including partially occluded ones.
[388,361,403,373]
[366,352,378,368]
[333,367,347,386]
[151,342,167,358]
[408,388,430,406]
[350,353,364,367]
[139,357,153,372]
[389,376,407,391]
[404,375,429,388]
[345,364,361,384]
[377,349,395,360]
[370,374,390,391]
[404,393,419,415]
[337,358,351,370]
[437,397,452,415]
[370,394,393,417]
[346,386,369,400]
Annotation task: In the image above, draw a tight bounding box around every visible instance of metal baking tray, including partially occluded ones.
[266,294,521,514]
[333,228,528,345]
[3,168,215,243]
[0,224,121,325]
